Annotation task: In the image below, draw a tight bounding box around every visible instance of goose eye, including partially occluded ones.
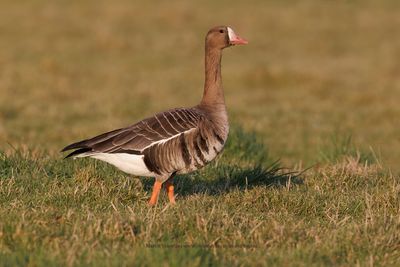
[219,30,224,33]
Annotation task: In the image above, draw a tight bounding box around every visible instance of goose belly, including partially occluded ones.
[141,128,227,176]
[171,128,227,174]
[179,138,225,174]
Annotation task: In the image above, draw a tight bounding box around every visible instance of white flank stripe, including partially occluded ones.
[140,127,196,151]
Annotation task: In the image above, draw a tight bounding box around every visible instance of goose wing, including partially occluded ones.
[61,108,203,158]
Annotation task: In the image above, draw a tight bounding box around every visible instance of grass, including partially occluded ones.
[1,129,399,266]
[1,0,400,266]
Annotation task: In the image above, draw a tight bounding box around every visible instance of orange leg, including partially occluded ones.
[148,181,162,206]
[164,178,176,204]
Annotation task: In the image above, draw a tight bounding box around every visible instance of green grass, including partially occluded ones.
[1,128,399,266]
[1,0,400,266]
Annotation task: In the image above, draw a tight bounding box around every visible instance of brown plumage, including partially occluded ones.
[61,26,248,205]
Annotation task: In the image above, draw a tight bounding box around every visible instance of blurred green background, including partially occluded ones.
[1,0,400,169]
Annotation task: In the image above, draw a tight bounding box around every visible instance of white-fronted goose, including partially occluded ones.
[62,26,248,205]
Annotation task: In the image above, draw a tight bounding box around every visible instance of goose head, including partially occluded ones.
[206,26,248,50]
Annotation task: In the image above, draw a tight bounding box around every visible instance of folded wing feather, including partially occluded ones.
[62,108,203,158]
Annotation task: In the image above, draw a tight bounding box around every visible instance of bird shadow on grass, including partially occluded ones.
[141,160,305,198]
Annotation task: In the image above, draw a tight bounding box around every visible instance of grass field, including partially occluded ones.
[1,0,400,266]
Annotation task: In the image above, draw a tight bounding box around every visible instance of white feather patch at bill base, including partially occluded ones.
[227,27,236,42]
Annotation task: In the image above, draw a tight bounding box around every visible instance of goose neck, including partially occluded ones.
[201,47,225,106]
